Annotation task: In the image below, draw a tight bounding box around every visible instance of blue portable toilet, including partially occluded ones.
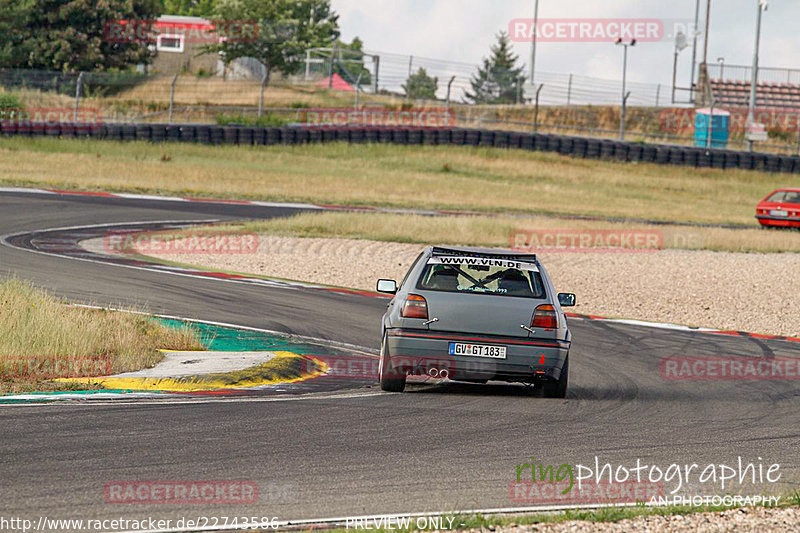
[694,108,730,149]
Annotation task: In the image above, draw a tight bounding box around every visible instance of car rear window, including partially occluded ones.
[766,191,800,204]
[416,255,546,298]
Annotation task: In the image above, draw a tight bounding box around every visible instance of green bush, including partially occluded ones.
[214,113,290,127]
[0,92,23,120]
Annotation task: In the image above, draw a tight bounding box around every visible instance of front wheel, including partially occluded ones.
[541,356,568,398]
[379,332,406,392]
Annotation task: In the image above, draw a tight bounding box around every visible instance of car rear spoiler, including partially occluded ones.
[430,246,537,263]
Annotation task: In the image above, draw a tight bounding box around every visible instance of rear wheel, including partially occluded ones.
[541,356,568,398]
[379,332,406,392]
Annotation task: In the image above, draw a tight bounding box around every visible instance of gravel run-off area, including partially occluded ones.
[128,235,800,338]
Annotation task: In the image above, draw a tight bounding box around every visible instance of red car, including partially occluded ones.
[755,188,800,228]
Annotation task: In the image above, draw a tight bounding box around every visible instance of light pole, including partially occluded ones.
[747,0,768,152]
[616,38,636,140]
[672,31,688,103]
[690,0,701,100]
[530,0,539,85]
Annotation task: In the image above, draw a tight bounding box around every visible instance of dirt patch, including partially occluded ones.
[98,235,800,337]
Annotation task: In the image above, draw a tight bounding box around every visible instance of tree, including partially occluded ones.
[0,0,161,71]
[161,0,217,17]
[208,0,339,85]
[465,31,525,104]
[333,36,370,87]
[402,67,438,100]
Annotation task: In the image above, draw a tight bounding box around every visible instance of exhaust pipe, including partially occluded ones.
[439,368,449,379]
[428,367,439,378]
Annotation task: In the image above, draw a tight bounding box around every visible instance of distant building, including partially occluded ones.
[148,15,220,75]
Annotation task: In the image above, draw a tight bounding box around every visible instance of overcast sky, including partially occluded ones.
[331,0,799,88]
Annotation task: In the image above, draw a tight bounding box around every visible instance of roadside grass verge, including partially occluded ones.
[0,137,795,226]
[145,212,800,253]
[0,278,204,393]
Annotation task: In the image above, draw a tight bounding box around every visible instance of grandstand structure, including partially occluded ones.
[703,63,800,109]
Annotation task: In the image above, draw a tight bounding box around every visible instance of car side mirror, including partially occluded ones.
[557,292,576,307]
[376,279,398,294]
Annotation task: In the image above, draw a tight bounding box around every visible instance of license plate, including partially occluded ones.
[770,209,789,217]
[449,342,507,359]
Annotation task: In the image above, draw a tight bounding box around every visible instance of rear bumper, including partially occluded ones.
[756,215,800,228]
[385,328,570,383]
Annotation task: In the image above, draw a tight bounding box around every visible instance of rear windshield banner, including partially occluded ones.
[428,255,539,272]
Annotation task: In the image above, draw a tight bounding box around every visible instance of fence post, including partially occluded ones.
[655,84,661,106]
[533,84,544,133]
[73,72,85,123]
[372,55,380,93]
[259,73,268,117]
[445,76,456,113]
[620,91,631,140]
[567,74,572,106]
[354,72,362,109]
[168,73,178,124]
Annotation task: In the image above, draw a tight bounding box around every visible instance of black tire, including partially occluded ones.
[541,356,568,398]
[379,333,406,392]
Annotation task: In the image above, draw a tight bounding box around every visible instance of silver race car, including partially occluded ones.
[376,246,575,397]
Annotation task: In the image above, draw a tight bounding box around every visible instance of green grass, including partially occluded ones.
[1,137,796,226]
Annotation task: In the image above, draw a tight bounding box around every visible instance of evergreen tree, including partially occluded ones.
[333,36,371,86]
[465,31,525,104]
[402,67,438,100]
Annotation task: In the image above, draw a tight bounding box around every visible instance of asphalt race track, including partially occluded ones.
[0,190,799,526]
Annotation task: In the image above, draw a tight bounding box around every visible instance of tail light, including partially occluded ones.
[531,304,557,329]
[401,294,429,319]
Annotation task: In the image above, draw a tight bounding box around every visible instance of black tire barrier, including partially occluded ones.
[350,128,365,143]
[655,147,671,164]
[599,140,615,159]
[135,124,151,141]
[267,128,283,144]
[766,154,782,172]
[558,137,574,155]
[238,127,255,145]
[104,124,122,141]
[179,125,196,143]
[572,137,588,157]
[222,126,239,145]
[683,148,699,167]
[9,121,799,174]
[195,125,211,144]
[627,144,644,162]
[520,133,535,151]
[493,131,510,149]
[436,129,452,145]
[208,126,224,144]
[150,125,166,142]
[165,125,181,142]
[253,127,267,145]
[423,129,437,145]
[121,125,136,141]
[294,128,310,144]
